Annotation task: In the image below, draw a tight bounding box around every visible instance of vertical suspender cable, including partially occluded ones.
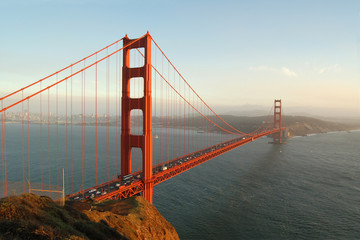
[115,46,118,177]
[154,45,157,166]
[48,88,51,195]
[137,50,141,172]
[183,77,185,155]
[95,54,98,185]
[1,100,3,196]
[1,101,4,196]
[178,75,181,157]
[71,67,74,193]
[188,87,191,153]
[1,103,7,196]
[81,63,84,188]
[56,76,59,187]
[27,100,30,192]
[84,60,86,188]
[173,67,176,159]
[106,49,110,180]
[66,73,68,194]
[160,55,163,164]
[4,111,6,196]
[22,92,25,193]
[168,65,170,160]
[40,82,43,189]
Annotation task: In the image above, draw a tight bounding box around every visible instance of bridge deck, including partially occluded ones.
[66,128,284,202]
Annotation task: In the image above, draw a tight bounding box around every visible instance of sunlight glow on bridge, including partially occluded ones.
[0,33,286,203]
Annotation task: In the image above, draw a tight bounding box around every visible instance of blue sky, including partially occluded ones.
[0,0,359,117]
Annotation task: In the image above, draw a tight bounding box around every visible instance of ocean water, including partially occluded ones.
[0,124,232,196]
[1,124,359,239]
[154,131,360,239]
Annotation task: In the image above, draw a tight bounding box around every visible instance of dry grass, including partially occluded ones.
[0,193,126,240]
[0,193,179,240]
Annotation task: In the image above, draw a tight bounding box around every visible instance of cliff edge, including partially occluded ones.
[0,193,179,240]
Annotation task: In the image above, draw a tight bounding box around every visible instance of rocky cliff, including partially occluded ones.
[72,196,179,240]
[0,193,179,240]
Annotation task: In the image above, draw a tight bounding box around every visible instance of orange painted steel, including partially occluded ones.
[121,33,153,203]
[69,128,285,202]
[152,128,286,185]
[0,30,286,203]
[0,36,145,114]
[96,181,145,201]
[273,100,282,143]
[150,63,244,136]
[0,38,125,102]
[151,131,274,185]
[150,38,249,136]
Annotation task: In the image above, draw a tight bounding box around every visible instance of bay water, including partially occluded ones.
[1,123,359,239]
[154,131,360,239]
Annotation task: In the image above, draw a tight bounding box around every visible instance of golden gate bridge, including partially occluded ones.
[0,32,286,203]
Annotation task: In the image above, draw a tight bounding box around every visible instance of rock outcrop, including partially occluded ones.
[0,193,179,240]
[75,196,180,240]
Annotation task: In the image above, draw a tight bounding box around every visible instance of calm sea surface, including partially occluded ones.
[1,124,359,239]
[154,131,360,239]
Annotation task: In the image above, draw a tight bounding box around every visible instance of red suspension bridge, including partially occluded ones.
[0,33,286,204]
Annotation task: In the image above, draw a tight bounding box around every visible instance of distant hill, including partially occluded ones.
[175,115,359,137]
[282,116,360,136]
[135,114,360,137]
[218,115,360,137]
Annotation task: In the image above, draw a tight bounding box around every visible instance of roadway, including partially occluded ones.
[66,128,284,202]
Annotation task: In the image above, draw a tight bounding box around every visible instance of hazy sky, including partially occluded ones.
[0,0,359,118]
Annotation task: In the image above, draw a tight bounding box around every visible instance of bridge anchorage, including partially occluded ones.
[0,32,286,204]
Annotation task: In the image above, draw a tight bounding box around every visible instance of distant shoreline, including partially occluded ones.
[287,129,360,139]
[2,115,360,139]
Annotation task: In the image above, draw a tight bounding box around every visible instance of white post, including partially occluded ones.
[62,168,65,206]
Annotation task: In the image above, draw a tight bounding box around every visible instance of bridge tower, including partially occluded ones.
[121,33,153,203]
[273,99,282,144]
